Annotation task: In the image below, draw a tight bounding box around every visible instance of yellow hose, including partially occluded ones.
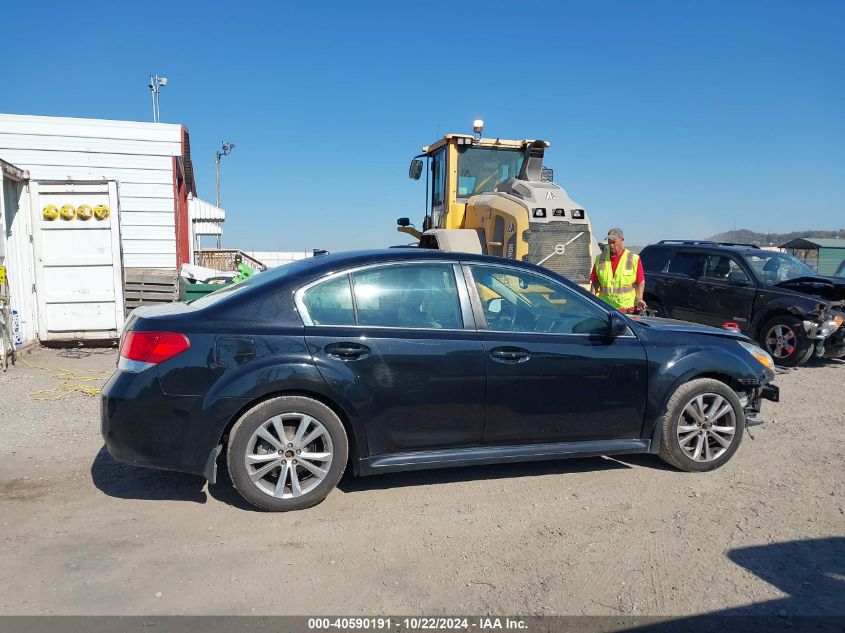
[17,354,110,400]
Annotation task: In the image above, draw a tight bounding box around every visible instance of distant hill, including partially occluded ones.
[706,229,845,246]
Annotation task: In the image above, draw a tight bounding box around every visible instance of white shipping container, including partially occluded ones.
[29,181,124,340]
[0,113,192,270]
[0,114,222,342]
[0,161,37,348]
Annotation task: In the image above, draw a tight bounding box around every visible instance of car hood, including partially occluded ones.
[773,276,845,304]
[632,315,747,340]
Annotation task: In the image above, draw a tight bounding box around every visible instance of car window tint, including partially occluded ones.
[667,252,704,278]
[640,247,671,272]
[470,265,608,335]
[351,264,462,329]
[701,255,743,281]
[302,275,355,325]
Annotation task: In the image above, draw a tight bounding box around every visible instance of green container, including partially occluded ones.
[178,278,231,302]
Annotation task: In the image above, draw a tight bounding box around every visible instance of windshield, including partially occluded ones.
[456,146,524,197]
[745,252,817,284]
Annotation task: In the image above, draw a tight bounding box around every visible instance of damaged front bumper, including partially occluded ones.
[805,313,845,358]
[739,383,779,427]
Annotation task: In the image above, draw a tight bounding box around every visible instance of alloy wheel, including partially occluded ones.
[676,393,737,462]
[244,413,334,499]
[765,324,797,359]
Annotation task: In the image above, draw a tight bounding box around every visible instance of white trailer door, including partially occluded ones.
[31,181,124,341]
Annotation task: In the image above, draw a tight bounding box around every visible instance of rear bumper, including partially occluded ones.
[101,369,247,479]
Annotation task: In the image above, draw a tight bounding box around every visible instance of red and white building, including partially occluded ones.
[0,113,224,346]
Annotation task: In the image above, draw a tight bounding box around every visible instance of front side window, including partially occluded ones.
[301,275,355,325]
[351,264,462,329]
[470,265,608,335]
[701,255,746,282]
[430,149,446,226]
[456,146,524,197]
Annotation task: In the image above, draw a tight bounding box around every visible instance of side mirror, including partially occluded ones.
[608,311,628,337]
[727,271,750,286]
[409,159,423,180]
[397,217,411,227]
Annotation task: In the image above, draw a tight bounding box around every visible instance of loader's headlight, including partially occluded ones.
[571,209,585,219]
[532,208,547,218]
[738,341,774,371]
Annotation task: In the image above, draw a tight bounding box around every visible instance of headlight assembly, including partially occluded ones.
[738,340,775,371]
[820,315,842,337]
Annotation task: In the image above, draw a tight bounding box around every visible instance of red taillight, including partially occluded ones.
[120,331,190,365]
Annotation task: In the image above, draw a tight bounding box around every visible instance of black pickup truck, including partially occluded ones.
[640,241,845,367]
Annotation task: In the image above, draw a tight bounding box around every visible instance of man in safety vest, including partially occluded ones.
[590,227,647,312]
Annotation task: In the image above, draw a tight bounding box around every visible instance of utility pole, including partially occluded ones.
[148,75,168,122]
[215,141,235,248]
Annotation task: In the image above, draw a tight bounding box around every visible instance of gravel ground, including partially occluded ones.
[0,346,843,616]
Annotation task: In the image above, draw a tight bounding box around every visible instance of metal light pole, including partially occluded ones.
[148,75,168,122]
[215,141,235,248]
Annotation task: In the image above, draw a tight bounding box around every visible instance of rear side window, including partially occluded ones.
[351,264,462,329]
[667,252,704,278]
[640,247,671,272]
[302,275,355,325]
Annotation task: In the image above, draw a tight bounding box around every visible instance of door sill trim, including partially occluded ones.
[358,438,650,476]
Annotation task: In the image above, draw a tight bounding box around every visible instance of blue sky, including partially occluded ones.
[2,0,843,251]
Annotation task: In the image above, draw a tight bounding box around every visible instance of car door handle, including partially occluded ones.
[324,342,370,360]
[490,346,530,363]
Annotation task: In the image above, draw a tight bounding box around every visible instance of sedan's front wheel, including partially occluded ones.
[658,378,745,472]
[227,396,348,511]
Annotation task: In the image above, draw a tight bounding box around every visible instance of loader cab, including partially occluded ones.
[407,134,538,233]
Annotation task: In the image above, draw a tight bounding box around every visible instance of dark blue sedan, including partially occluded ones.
[102,250,779,511]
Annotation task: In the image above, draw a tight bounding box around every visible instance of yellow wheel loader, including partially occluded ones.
[397,121,598,285]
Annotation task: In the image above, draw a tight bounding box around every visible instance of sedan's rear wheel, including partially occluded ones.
[658,378,745,472]
[227,396,348,511]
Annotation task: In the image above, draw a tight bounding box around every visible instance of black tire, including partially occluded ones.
[797,343,816,367]
[658,378,745,472]
[227,396,348,511]
[759,315,812,367]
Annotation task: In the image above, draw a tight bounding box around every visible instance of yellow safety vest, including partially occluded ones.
[595,249,640,310]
